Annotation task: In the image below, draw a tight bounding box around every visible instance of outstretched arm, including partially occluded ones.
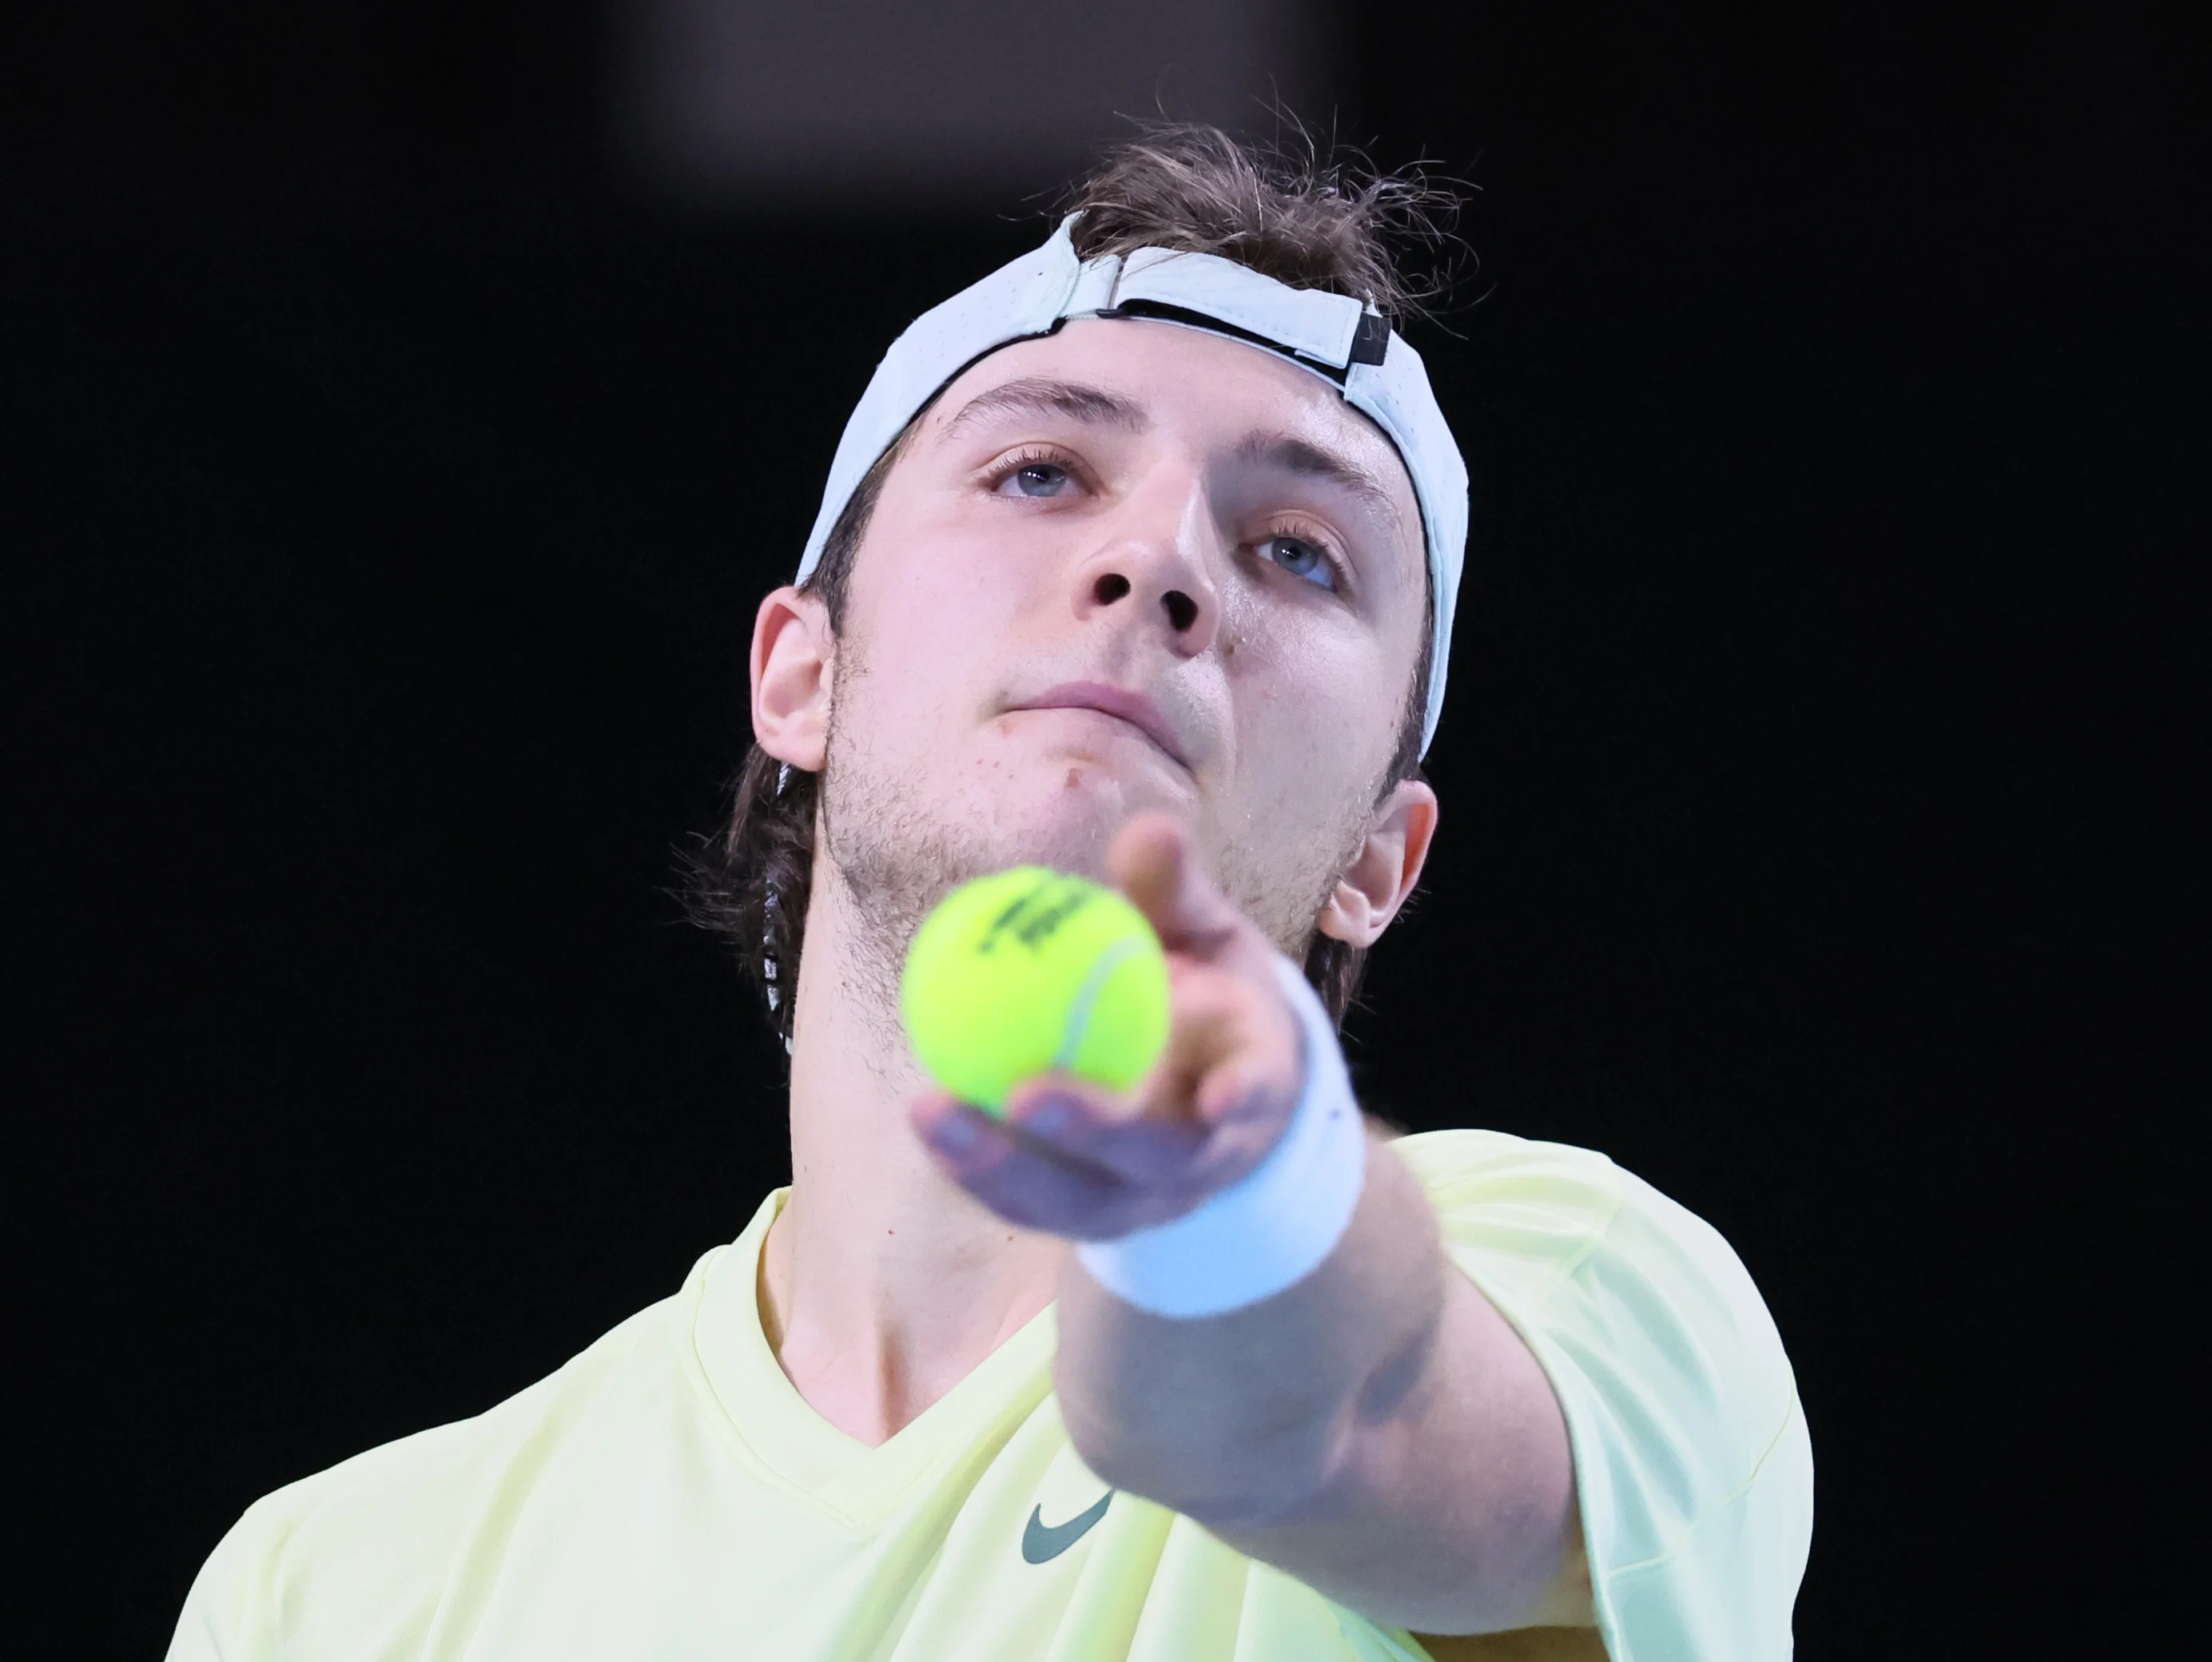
[1058,1122,1593,1636]
[913,814,1595,1637]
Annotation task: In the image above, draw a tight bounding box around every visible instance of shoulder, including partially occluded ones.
[166,1250,720,1662]
[1394,1124,1801,1488]
[1390,1128,1812,1661]
[1390,1128,1625,1294]
[1390,1127,1778,1362]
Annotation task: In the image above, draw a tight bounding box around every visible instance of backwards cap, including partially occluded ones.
[796,214,1467,756]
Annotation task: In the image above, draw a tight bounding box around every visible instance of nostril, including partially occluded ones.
[1093,573,1132,604]
[1162,590,1199,633]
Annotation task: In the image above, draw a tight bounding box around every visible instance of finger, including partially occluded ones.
[1001,1074,1208,1184]
[1007,1085,1289,1229]
[915,1091,1114,1179]
[998,1029,1291,1191]
[959,1143,1128,1237]
[1192,1048,1300,1125]
[1108,812,1245,960]
[913,1094,1129,1231]
[916,1087,1293,1239]
[1152,960,1301,1117]
[975,1107,1276,1239]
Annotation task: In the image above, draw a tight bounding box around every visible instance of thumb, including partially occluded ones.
[1108,812,1243,960]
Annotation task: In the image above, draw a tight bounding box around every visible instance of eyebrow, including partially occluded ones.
[937,374,1409,563]
[937,376,1150,441]
[1233,431,1407,542]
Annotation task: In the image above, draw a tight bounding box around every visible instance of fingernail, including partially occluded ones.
[1026,1100,1070,1137]
[933,1111,978,1151]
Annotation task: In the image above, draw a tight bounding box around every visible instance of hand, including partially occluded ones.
[912,812,1308,1241]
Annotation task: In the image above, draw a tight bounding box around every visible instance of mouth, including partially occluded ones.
[1007,682,1189,769]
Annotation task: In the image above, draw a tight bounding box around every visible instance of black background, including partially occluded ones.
[6,3,2202,1656]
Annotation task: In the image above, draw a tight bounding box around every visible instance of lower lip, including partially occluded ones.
[1010,705,1181,766]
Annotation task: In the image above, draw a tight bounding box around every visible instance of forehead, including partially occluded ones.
[919,319,1425,567]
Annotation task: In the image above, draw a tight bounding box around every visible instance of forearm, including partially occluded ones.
[1052,1131,1585,1632]
[1052,1129,1449,1523]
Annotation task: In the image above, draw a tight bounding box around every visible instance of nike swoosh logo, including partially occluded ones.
[1021,1489,1113,1564]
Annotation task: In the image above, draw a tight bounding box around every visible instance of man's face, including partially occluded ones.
[818,316,1430,957]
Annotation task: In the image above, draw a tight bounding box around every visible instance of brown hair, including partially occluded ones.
[682,124,1450,1050]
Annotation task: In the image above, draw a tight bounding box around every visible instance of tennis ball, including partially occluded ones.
[901,866,1171,1115]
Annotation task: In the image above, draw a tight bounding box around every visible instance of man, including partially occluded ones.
[168,128,1811,1661]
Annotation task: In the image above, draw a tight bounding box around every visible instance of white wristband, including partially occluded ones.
[1076,953,1367,1319]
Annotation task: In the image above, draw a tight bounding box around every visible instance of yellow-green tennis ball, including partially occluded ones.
[901,866,1171,1116]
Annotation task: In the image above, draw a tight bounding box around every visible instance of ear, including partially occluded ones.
[750,584,834,773]
[1316,777,1440,949]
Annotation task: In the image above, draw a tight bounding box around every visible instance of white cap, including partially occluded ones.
[796,214,1467,756]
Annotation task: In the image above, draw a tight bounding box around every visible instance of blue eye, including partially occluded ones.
[1262,535,1338,589]
[1009,462,1072,498]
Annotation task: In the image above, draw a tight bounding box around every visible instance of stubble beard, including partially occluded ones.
[817,761,958,1065]
[812,643,1008,1068]
[815,642,1382,1061]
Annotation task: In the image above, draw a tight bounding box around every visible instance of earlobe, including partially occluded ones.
[1317,779,1441,949]
[750,585,833,773]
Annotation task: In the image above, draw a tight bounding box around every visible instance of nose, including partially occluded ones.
[1070,479,1221,657]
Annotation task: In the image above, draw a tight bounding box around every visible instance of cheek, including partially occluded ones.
[871,526,998,628]
[869,498,1070,632]
[1223,609,1396,775]
[841,527,1042,736]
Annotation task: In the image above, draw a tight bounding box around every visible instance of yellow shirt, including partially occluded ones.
[166,1131,1811,1661]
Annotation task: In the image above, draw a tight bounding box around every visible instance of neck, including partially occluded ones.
[759,860,1064,1448]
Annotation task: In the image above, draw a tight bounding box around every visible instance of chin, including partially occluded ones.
[965,754,1163,877]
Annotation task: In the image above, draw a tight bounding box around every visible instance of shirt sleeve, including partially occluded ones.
[1394,1130,1813,1662]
